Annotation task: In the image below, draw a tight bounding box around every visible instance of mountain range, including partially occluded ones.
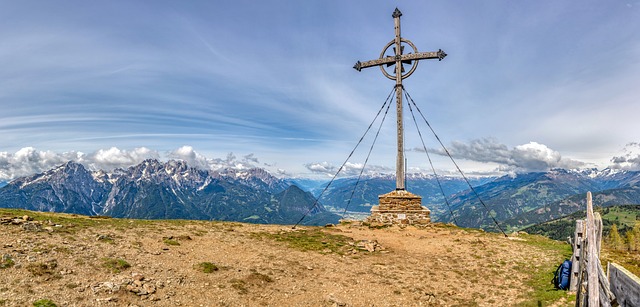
[301,168,640,231]
[0,160,338,226]
[1,160,639,231]
[441,168,640,231]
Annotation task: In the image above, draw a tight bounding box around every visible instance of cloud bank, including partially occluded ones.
[86,147,160,171]
[0,147,85,181]
[0,146,262,182]
[610,142,640,171]
[305,139,590,177]
[1,140,638,183]
[168,146,260,171]
[417,138,586,173]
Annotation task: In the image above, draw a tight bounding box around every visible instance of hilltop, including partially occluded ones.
[0,209,576,307]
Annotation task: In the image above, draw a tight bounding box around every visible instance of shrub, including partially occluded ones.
[163,239,180,246]
[195,262,218,273]
[33,299,57,307]
[102,258,131,273]
[27,261,58,276]
[0,255,14,269]
[246,272,273,284]
[96,234,115,244]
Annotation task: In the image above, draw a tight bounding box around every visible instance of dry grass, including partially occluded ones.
[0,209,576,306]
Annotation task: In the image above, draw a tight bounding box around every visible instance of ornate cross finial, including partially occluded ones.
[354,8,446,190]
[392,7,402,18]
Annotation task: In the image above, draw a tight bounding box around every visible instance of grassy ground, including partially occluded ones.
[601,246,640,277]
[600,205,640,229]
[0,208,578,306]
[514,234,575,306]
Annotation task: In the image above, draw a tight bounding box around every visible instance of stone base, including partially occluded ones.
[364,189,431,226]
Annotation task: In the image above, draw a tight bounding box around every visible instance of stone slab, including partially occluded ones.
[378,189,424,211]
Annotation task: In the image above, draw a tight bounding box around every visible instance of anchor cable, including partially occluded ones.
[342,90,393,218]
[404,89,458,225]
[404,89,507,237]
[293,87,396,228]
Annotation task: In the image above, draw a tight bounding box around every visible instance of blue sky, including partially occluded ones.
[1,0,640,180]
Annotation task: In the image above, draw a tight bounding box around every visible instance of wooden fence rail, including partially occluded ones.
[573,191,640,307]
[609,263,640,307]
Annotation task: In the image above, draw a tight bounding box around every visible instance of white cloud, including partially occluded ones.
[306,138,588,178]
[304,161,393,177]
[512,142,569,171]
[86,147,160,171]
[167,146,210,170]
[304,162,336,176]
[0,147,84,181]
[0,146,265,182]
[610,142,640,171]
[419,138,586,173]
[168,146,260,171]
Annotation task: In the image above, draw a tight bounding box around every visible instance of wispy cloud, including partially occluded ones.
[0,1,638,178]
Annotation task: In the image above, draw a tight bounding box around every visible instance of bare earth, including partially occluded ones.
[0,213,564,306]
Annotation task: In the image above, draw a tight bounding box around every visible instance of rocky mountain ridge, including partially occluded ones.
[0,160,337,225]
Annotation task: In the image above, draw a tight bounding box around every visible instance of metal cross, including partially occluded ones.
[354,8,446,191]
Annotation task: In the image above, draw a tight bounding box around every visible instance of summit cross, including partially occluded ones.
[354,8,446,190]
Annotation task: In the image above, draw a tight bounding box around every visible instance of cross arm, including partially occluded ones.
[353,49,447,71]
[401,49,447,62]
[353,56,395,71]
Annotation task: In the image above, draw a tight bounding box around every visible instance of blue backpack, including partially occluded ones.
[552,259,572,290]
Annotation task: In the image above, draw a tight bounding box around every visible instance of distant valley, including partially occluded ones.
[301,168,640,231]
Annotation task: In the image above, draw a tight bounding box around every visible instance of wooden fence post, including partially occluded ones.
[576,235,587,306]
[570,219,585,291]
[594,212,602,257]
[572,191,640,306]
[586,191,599,306]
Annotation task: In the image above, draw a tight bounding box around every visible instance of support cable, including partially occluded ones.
[404,89,507,237]
[293,87,396,228]
[404,89,458,225]
[342,91,393,218]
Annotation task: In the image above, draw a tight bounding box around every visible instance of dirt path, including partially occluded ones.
[0,214,565,306]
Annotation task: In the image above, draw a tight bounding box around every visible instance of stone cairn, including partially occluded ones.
[365,190,431,226]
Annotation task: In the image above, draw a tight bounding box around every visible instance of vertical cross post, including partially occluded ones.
[393,8,405,190]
